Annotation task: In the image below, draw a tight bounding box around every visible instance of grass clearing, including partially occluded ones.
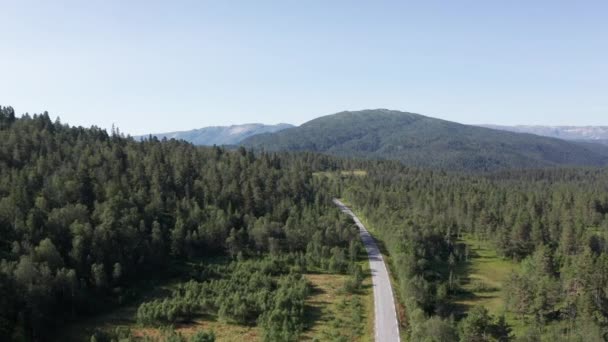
[302,260,374,341]
[451,238,546,337]
[451,236,519,321]
[341,170,368,177]
[313,169,368,179]
[131,319,260,341]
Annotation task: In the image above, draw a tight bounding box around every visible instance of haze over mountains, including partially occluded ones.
[480,125,608,145]
[241,109,608,171]
[138,123,293,145]
[139,109,608,172]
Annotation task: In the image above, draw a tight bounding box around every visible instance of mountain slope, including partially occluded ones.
[241,109,608,171]
[139,123,293,145]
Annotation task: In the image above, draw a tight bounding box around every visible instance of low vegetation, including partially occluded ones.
[451,236,518,316]
[58,256,373,341]
[302,260,373,341]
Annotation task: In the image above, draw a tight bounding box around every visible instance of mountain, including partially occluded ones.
[481,125,608,145]
[241,109,608,171]
[138,123,293,145]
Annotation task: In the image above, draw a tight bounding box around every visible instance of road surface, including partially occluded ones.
[333,199,401,342]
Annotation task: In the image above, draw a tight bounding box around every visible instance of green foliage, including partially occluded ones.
[410,316,458,342]
[242,109,608,172]
[162,330,187,342]
[457,306,511,341]
[5,105,608,341]
[0,108,358,339]
[136,258,311,341]
[340,163,608,339]
[343,264,364,293]
[259,274,309,342]
[89,327,135,342]
[189,330,215,342]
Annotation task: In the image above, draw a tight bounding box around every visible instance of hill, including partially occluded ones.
[241,109,608,171]
[138,123,293,145]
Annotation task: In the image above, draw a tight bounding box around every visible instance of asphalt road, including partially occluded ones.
[333,199,401,342]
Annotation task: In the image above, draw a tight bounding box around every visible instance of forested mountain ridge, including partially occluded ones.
[137,123,293,146]
[241,109,608,171]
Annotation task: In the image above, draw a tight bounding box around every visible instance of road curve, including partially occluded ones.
[333,199,401,342]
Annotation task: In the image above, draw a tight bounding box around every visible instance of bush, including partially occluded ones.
[190,330,215,342]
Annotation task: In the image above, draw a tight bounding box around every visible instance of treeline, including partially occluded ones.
[0,107,359,341]
[341,164,608,341]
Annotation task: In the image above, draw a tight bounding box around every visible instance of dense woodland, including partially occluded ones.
[0,107,360,341]
[242,109,608,172]
[342,164,608,341]
[3,106,608,341]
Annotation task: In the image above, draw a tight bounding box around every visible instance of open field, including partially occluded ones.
[452,236,518,316]
[302,261,374,341]
[340,170,368,177]
[449,235,539,337]
[313,169,368,179]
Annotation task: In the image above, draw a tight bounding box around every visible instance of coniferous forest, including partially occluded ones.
[2,106,608,341]
[341,164,608,341]
[0,107,360,341]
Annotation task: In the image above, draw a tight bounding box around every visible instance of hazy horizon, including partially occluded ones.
[6,106,608,136]
[2,1,607,134]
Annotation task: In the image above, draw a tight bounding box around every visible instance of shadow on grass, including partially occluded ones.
[449,241,506,318]
[303,304,325,331]
[308,281,327,297]
[302,280,328,332]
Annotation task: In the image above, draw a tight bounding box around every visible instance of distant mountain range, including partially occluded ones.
[480,125,608,145]
[136,110,608,171]
[137,123,293,145]
[241,109,608,171]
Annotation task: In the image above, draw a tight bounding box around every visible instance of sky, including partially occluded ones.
[1,1,607,135]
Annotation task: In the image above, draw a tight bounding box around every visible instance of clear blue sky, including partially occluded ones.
[2,1,607,135]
